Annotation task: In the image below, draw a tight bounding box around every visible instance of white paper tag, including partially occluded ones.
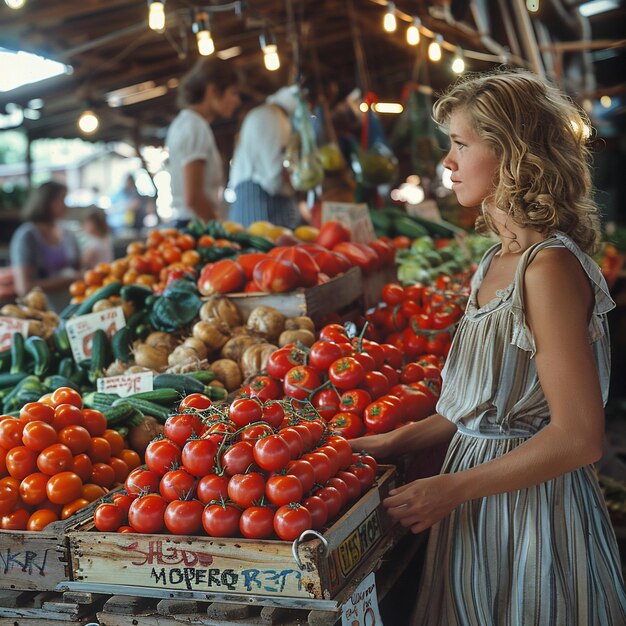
[322,202,377,243]
[0,316,30,351]
[97,371,154,397]
[342,572,383,626]
[66,306,126,363]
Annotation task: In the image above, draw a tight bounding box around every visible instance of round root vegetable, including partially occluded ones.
[209,359,243,391]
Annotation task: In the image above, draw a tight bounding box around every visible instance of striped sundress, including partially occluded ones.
[412,232,626,626]
[228,181,300,230]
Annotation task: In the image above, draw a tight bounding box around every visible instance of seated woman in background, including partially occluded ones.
[10,181,80,312]
[81,208,114,269]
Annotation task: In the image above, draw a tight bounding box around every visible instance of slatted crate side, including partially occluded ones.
[227,266,363,322]
[67,467,397,602]
[0,501,99,592]
[361,266,398,311]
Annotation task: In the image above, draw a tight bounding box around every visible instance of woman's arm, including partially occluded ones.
[350,413,457,459]
[184,160,218,222]
[385,248,605,533]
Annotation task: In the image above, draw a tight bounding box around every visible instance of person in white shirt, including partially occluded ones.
[228,85,300,229]
[166,58,240,225]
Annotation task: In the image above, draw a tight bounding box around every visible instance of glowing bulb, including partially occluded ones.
[78,110,99,134]
[452,53,465,74]
[526,0,539,11]
[359,102,369,112]
[428,39,442,62]
[148,1,165,31]
[196,31,215,56]
[600,95,612,108]
[383,3,397,33]
[5,0,26,9]
[407,24,420,46]
[263,45,280,71]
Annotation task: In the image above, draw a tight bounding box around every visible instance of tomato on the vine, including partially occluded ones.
[160,468,196,502]
[266,347,305,380]
[239,506,275,539]
[338,389,371,417]
[283,366,322,400]
[178,393,212,412]
[125,467,160,496]
[94,502,124,532]
[182,438,219,477]
[302,495,328,530]
[164,413,204,447]
[308,340,343,372]
[253,435,291,471]
[222,441,255,476]
[273,503,312,541]
[229,397,263,429]
[128,493,167,533]
[328,412,363,439]
[242,376,282,402]
[197,474,230,504]
[164,499,204,535]
[266,474,303,507]
[227,472,265,508]
[328,357,365,390]
[286,458,315,493]
[311,388,341,422]
[202,502,241,537]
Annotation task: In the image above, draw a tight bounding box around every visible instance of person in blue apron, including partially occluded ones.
[227,85,301,230]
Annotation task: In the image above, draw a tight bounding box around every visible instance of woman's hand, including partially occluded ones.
[383,473,462,534]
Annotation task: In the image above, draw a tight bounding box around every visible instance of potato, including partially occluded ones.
[209,358,243,391]
[278,329,315,348]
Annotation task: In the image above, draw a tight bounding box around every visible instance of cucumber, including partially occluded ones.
[73,281,123,317]
[113,397,170,423]
[24,336,53,376]
[185,370,216,384]
[2,375,44,412]
[394,216,430,239]
[59,302,81,320]
[130,388,181,406]
[103,402,144,427]
[10,332,25,374]
[205,385,228,401]
[53,324,72,357]
[89,329,111,384]
[0,349,11,373]
[57,357,76,379]
[43,375,81,392]
[111,326,133,363]
[0,372,28,389]
[153,373,206,395]
[83,391,121,410]
[120,284,152,307]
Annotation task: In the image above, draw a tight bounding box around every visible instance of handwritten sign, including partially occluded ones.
[66,306,125,363]
[0,316,29,351]
[342,572,383,626]
[322,202,376,243]
[97,371,154,396]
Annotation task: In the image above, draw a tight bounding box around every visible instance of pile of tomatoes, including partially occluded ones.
[237,322,443,438]
[93,392,377,541]
[197,221,396,296]
[0,387,140,532]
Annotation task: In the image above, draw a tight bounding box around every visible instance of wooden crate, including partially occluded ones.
[227,267,363,322]
[67,467,397,603]
[0,503,97,593]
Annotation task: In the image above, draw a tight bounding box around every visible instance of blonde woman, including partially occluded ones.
[351,69,626,625]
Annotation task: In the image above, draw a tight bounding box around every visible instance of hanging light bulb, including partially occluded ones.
[406,17,421,46]
[452,48,465,73]
[260,31,280,71]
[526,0,539,11]
[383,2,397,33]
[78,110,99,134]
[192,11,214,56]
[5,0,26,9]
[148,0,166,32]
[428,35,443,62]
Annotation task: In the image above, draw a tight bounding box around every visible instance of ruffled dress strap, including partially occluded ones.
[509,231,616,357]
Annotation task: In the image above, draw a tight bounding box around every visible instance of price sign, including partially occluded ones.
[0,316,30,351]
[97,371,153,397]
[342,572,383,626]
[66,306,126,363]
[322,202,376,243]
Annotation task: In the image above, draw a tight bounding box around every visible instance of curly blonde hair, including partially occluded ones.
[433,68,601,254]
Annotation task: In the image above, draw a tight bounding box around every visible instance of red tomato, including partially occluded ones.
[128,494,167,533]
[50,387,83,409]
[276,427,304,460]
[243,376,282,402]
[332,242,374,273]
[351,351,376,373]
[0,418,24,449]
[81,409,107,437]
[202,502,241,537]
[240,423,274,443]
[125,467,161,496]
[164,413,204,447]
[227,472,265,508]
[308,340,343,372]
[318,323,349,344]
[302,451,334,484]
[273,503,312,540]
[266,347,305,380]
[328,412,363,439]
[338,389,372,416]
[57,425,91,455]
[323,436,353,470]
[178,394,212,412]
[164,499,204,535]
[253,435,291,471]
[312,485,343,520]
[197,474,230,504]
[181,438,219,477]
[286,458,315,493]
[89,462,116,489]
[382,283,405,306]
[266,474,303,507]
[349,462,376,492]
[302,495,328,530]
[236,252,269,280]
[290,423,316,452]
[261,401,286,429]
[61,497,90,520]
[27,509,59,531]
[336,470,362,502]
[118,448,141,471]
[52,404,84,430]
[326,477,350,508]
[254,258,301,293]
[198,259,245,295]
[380,364,400,388]
[283,366,322,401]
[328,357,365,390]
[21,420,57,452]
[145,439,182,476]
[221,441,254,476]
[311,388,341,422]
[0,481,18,515]
[87,437,112,464]
[158,468,195,502]
[18,471,48,506]
[70,454,93,482]
[315,220,351,249]
[297,419,325,447]
[19,402,54,425]
[35,443,72,475]
[363,400,398,434]
[239,506,275,539]
[46,471,83,504]
[361,370,390,399]
[360,340,385,371]
[229,397,263,429]
[5,446,37,480]
[111,493,133,518]
[94,502,124,532]
[311,249,350,277]
[276,247,320,287]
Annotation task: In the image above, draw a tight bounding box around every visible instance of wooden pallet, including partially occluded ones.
[0,589,105,625]
[93,531,425,626]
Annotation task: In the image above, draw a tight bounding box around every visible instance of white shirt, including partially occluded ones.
[165,109,225,220]
[228,103,293,197]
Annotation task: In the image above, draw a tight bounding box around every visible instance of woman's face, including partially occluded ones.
[50,191,68,220]
[210,84,241,119]
[442,109,500,208]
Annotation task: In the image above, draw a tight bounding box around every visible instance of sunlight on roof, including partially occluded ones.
[0,48,72,92]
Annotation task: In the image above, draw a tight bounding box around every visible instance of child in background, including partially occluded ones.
[81,209,114,269]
